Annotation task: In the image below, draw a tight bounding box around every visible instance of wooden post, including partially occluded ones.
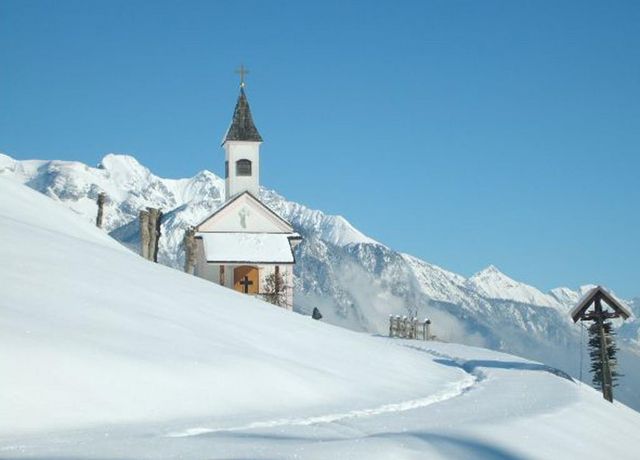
[146,208,162,263]
[139,210,150,259]
[96,192,106,228]
[595,297,614,402]
[147,208,157,260]
[423,319,431,341]
[389,315,394,337]
[183,227,196,274]
[154,210,163,262]
[219,265,225,285]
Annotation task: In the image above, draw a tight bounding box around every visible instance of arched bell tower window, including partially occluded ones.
[236,159,252,176]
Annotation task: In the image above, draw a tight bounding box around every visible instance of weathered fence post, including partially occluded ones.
[154,210,163,262]
[147,208,162,263]
[183,226,196,274]
[423,319,431,341]
[96,192,106,228]
[139,210,150,259]
[389,315,394,337]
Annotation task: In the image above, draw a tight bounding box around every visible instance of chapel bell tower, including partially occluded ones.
[222,66,263,200]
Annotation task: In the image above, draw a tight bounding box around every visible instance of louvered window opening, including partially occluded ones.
[236,159,252,176]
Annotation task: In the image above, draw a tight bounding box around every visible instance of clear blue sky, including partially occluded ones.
[1,0,638,298]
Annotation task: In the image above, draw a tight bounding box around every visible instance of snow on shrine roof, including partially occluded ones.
[196,232,299,264]
[570,285,631,322]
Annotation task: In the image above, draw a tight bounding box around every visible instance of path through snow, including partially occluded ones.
[167,369,476,437]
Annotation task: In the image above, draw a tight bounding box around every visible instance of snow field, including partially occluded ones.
[2,176,640,459]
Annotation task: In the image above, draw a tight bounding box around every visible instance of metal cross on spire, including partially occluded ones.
[235,64,249,88]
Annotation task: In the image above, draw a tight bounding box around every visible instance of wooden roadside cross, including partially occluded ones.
[570,286,631,402]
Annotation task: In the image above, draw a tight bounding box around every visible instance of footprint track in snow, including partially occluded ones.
[165,373,475,438]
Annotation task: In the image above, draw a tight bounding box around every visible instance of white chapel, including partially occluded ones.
[192,78,301,310]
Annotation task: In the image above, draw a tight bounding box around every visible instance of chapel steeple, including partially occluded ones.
[223,87,263,143]
[222,66,263,200]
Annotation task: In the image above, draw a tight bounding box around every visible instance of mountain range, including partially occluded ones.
[1,152,638,410]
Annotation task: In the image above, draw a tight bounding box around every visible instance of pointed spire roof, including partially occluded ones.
[223,87,263,144]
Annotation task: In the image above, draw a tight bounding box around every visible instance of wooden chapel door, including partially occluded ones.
[233,266,259,294]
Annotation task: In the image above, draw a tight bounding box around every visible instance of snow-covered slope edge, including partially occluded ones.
[2,177,640,459]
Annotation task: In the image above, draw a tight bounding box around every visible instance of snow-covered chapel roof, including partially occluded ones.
[223,87,263,144]
[196,232,299,264]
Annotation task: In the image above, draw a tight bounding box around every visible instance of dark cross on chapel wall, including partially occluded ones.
[236,64,249,88]
[239,275,253,293]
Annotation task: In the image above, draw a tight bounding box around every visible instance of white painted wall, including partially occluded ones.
[224,140,261,200]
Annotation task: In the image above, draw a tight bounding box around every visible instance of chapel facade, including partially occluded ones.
[192,80,301,310]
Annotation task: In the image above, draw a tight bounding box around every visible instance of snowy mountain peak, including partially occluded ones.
[470,264,512,283]
[475,264,502,276]
[193,169,219,181]
[98,153,154,184]
[467,264,563,309]
[99,153,145,170]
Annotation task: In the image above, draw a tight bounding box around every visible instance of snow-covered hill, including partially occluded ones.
[2,176,640,459]
[1,152,639,411]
